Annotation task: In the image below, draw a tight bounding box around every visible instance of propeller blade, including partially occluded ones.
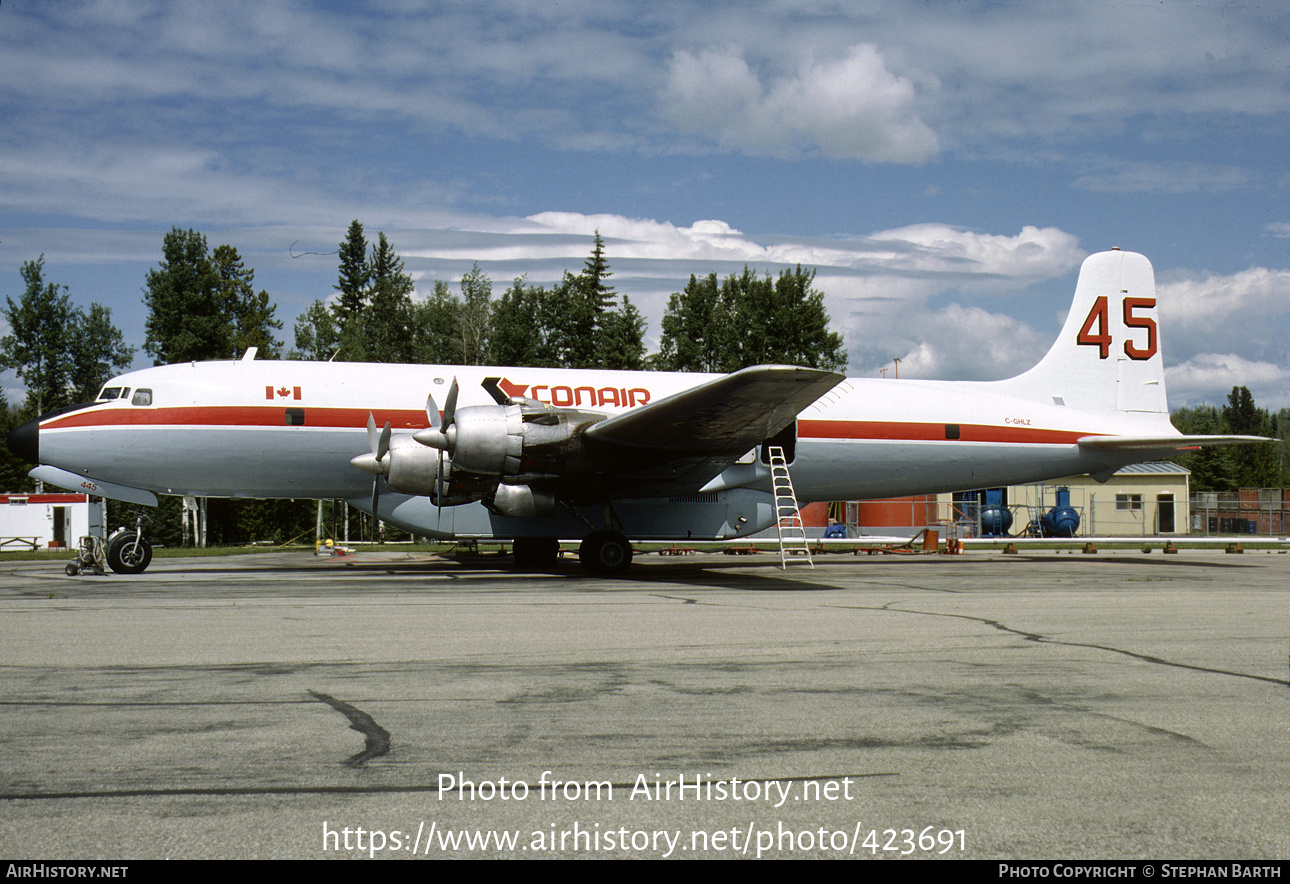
[426,393,441,430]
[442,377,459,428]
[365,413,379,452]
[377,421,391,462]
[370,477,379,541]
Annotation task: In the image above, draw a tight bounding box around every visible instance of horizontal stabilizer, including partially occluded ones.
[1077,434,1272,452]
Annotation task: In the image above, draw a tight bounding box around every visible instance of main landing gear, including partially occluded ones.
[578,530,633,576]
[510,530,634,576]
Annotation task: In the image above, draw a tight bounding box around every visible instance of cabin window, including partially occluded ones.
[131,389,153,406]
[945,424,961,440]
[285,408,305,426]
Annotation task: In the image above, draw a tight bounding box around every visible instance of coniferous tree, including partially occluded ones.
[365,232,416,362]
[144,230,282,365]
[143,229,230,364]
[334,220,369,327]
[212,245,283,359]
[490,278,559,367]
[597,295,647,370]
[1223,386,1278,488]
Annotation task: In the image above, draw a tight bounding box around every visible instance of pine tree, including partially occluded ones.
[334,220,369,327]
[212,244,283,359]
[365,232,416,362]
[143,229,230,364]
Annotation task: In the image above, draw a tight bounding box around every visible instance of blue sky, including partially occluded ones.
[2,0,1288,408]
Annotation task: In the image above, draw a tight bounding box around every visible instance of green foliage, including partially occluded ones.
[213,245,283,359]
[290,299,341,361]
[363,232,417,362]
[68,304,136,402]
[1171,387,1282,490]
[2,256,134,413]
[318,224,417,363]
[454,263,493,365]
[0,391,34,491]
[654,272,731,373]
[143,230,281,364]
[409,281,466,365]
[1,256,74,413]
[1222,386,1279,488]
[596,295,647,370]
[488,277,550,367]
[334,220,369,326]
[655,265,846,373]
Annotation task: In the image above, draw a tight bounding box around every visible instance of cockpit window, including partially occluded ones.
[131,389,153,406]
[98,387,122,400]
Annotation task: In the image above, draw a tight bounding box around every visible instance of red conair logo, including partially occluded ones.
[484,377,651,409]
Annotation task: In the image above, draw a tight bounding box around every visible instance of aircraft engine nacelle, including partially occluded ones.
[490,482,556,518]
[381,435,446,496]
[415,401,604,481]
[445,403,525,475]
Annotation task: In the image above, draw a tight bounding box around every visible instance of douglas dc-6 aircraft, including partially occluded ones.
[8,249,1267,575]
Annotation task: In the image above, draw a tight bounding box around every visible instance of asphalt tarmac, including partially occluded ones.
[1,547,1287,859]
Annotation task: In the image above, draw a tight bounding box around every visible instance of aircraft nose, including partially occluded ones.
[8,416,39,464]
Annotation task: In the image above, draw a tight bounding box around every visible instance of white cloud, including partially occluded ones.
[1156,267,1290,362]
[662,44,939,162]
[863,224,1085,283]
[857,304,1053,382]
[1165,354,1290,410]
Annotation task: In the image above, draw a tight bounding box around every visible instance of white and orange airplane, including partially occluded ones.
[9,249,1265,575]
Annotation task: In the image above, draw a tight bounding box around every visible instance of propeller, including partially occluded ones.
[420,379,459,521]
[350,413,392,541]
[417,377,459,452]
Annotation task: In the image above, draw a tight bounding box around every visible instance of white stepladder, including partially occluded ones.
[767,445,813,569]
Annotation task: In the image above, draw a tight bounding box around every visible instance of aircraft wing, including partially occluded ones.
[581,364,844,495]
[1077,434,1272,451]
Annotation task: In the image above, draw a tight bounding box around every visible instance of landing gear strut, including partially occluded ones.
[578,530,633,576]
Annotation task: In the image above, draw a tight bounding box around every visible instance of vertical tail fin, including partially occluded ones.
[1004,249,1167,414]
